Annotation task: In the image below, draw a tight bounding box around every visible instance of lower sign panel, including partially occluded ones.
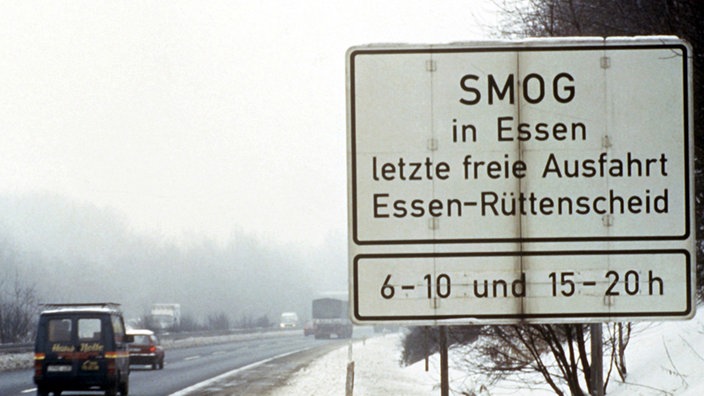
[352,250,692,322]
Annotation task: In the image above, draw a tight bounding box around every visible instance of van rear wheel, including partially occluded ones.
[106,379,118,396]
[119,375,129,395]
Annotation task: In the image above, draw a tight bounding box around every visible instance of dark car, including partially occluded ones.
[33,303,133,396]
[126,329,164,370]
[303,321,314,336]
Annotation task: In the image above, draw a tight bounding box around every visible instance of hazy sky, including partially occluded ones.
[0,1,500,247]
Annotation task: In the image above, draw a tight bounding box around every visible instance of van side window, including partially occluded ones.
[78,318,102,342]
[112,315,125,343]
[48,319,72,343]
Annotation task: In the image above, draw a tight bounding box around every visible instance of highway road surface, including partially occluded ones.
[0,330,357,396]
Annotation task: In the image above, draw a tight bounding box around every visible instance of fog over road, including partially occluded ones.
[0,330,356,396]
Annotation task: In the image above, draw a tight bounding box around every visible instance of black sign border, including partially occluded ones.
[352,249,693,322]
[348,42,692,245]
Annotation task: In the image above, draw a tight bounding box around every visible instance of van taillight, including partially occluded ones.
[34,353,45,376]
[149,345,156,353]
[107,359,116,375]
[105,352,117,375]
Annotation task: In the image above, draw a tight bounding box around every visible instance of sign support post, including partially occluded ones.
[439,326,449,396]
[590,324,604,396]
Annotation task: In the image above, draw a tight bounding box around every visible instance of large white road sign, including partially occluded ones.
[346,37,695,324]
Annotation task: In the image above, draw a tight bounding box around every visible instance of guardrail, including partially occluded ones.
[0,327,290,355]
[0,343,33,354]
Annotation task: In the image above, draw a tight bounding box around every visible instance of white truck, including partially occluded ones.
[279,312,299,328]
[148,303,181,332]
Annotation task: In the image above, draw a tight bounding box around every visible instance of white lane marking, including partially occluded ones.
[183,355,201,361]
[21,389,36,394]
[169,348,307,396]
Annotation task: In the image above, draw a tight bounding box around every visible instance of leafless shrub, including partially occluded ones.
[0,274,39,343]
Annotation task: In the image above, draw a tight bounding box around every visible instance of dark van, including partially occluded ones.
[33,303,133,396]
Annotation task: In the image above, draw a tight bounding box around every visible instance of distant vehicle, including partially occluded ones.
[279,312,299,329]
[148,303,181,332]
[33,303,133,396]
[373,324,400,333]
[126,329,164,370]
[303,321,314,336]
[312,298,353,339]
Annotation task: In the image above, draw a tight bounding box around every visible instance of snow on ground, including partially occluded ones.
[266,331,540,396]
[269,307,704,395]
[606,315,704,396]
[267,333,441,396]
[0,352,32,371]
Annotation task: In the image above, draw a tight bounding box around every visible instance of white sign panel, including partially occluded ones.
[354,250,692,320]
[346,37,695,323]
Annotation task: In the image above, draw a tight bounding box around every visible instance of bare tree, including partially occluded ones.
[448,322,643,395]
[0,274,39,343]
[207,312,231,331]
[605,322,631,382]
[403,324,611,394]
[467,325,592,395]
